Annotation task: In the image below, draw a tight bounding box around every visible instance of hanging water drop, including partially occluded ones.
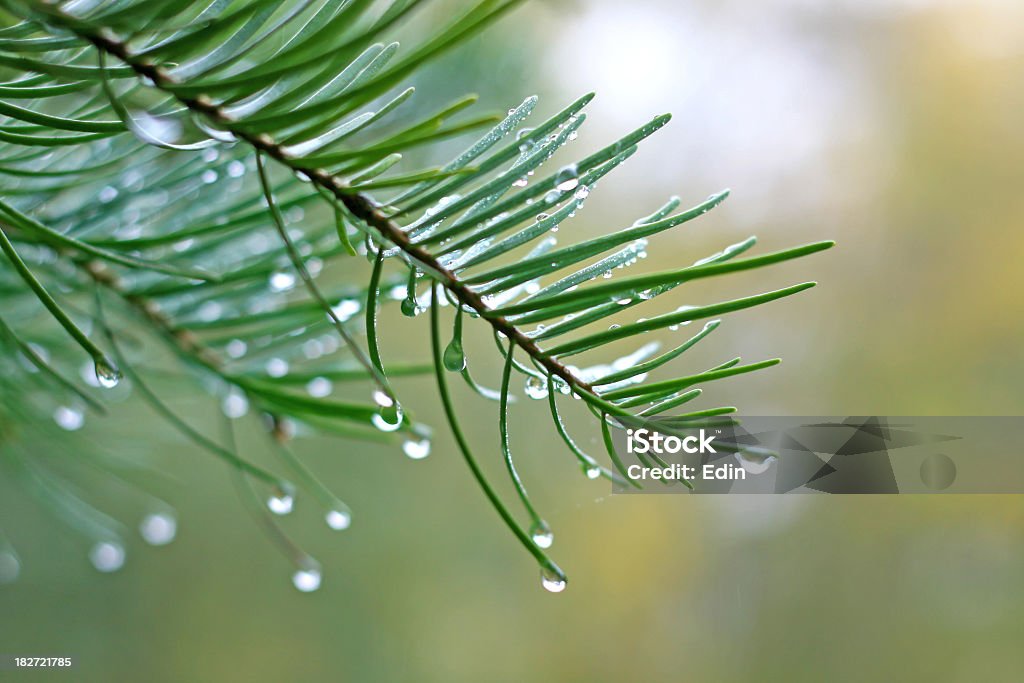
[735,451,777,475]
[584,463,602,480]
[267,485,294,515]
[540,567,566,593]
[89,540,125,573]
[325,509,351,531]
[94,359,121,389]
[372,397,403,432]
[402,436,431,460]
[574,186,590,200]
[442,339,466,372]
[530,520,554,549]
[139,512,177,546]
[221,387,248,419]
[292,565,322,593]
[551,375,571,395]
[554,164,579,192]
[524,376,549,400]
[401,296,419,317]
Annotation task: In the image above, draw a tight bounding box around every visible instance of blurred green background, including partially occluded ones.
[3,0,1024,680]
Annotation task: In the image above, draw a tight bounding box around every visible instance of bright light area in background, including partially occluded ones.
[544,0,1024,227]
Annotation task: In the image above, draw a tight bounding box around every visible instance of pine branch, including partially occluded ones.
[75,24,595,400]
[0,0,836,589]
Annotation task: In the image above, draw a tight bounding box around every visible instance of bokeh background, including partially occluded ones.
[3,0,1024,680]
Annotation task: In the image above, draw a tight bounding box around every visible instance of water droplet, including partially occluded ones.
[54,405,84,431]
[292,566,321,592]
[372,403,403,432]
[530,520,554,549]
[615,298,632,306]
[227,160,245,177]
[269,271,296,293]
[442,339,466,372]
[512,176,528,188]
[402,436,431,460]
[89,540,125,573]
[638,289,655,301]
[306,376,332,398]
[94,360,121,388]
[540,567,566,593]
[735,451,777,475]
[266,358,289,378]
[0,551,19,584]
[536,212,550,222]
[524,376,549,400]
[267,485,294,515]
[139,512,177,546]
[574,186,590,200]
[99,186,118,203]
[584,464,602,480]
[201,169,218,184]
[325,509,351,530]
[401,296,419,317]
[226,339,247,359]
[202,148,219,163]
[554,164,579,192]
